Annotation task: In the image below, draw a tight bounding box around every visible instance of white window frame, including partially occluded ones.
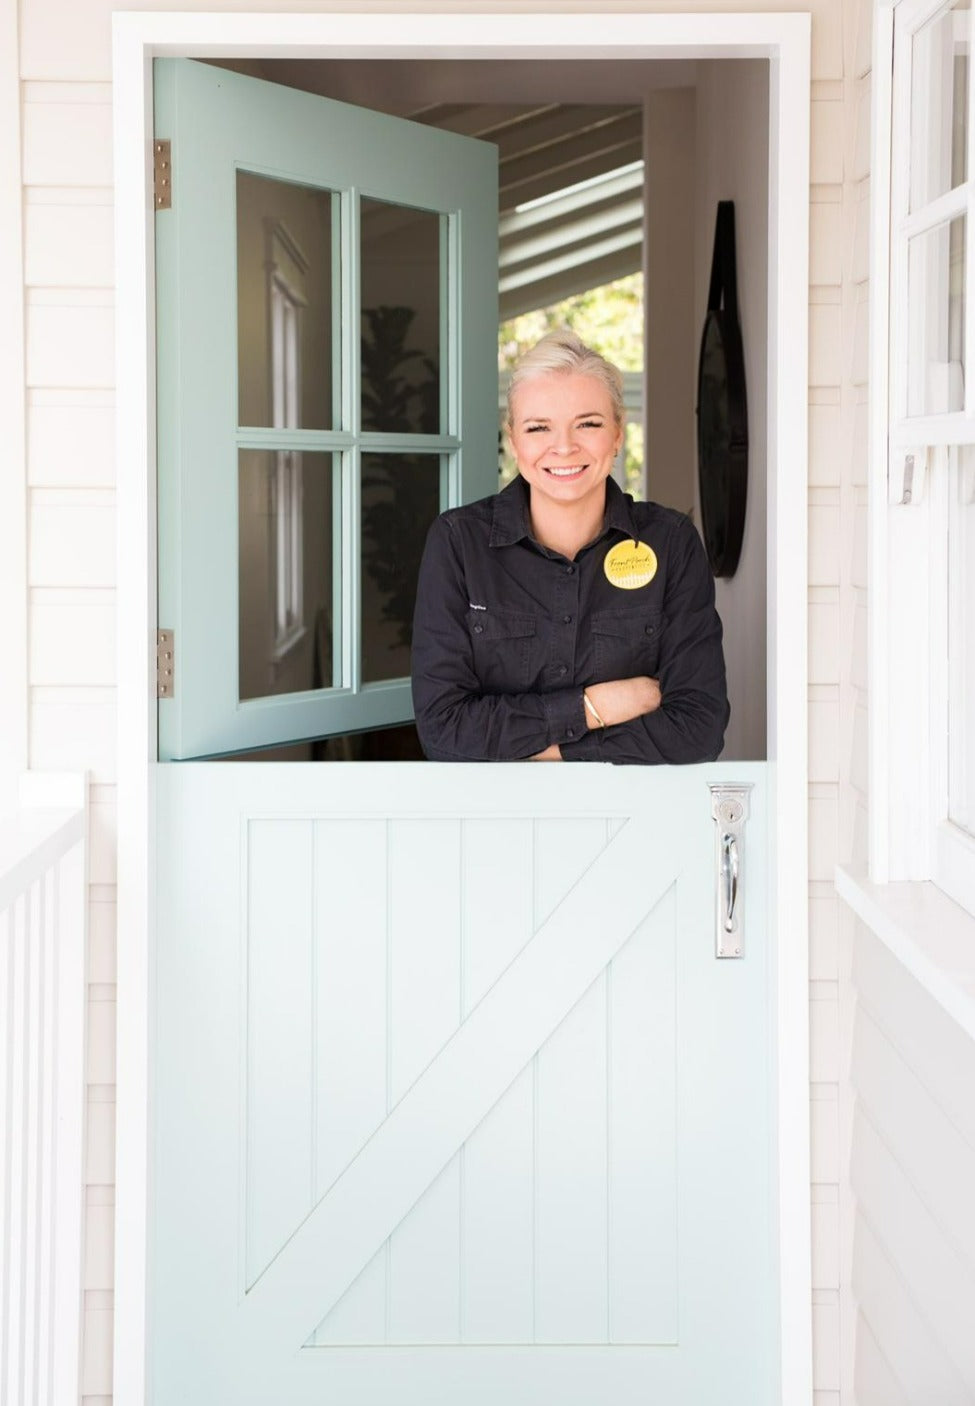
[870,0,975,916]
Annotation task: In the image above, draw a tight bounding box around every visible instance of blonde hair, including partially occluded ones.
[506,329,625,428]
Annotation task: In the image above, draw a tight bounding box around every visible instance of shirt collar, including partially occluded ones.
[489,475,641,549]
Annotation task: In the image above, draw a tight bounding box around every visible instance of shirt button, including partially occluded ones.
[473,624,483,634]
[557,665,568,677]
[565,565,575,575]
[563,614,573,624]
[566,727,575,738]
[645,624,656,636]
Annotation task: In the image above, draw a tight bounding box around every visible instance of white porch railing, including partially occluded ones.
[0,776,87,1406]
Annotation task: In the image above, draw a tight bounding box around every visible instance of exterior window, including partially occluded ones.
[906,214,965,415]
[880,0,975,914]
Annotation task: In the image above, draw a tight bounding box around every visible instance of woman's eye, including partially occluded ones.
[579,420,604,429]
[524,424,548,433]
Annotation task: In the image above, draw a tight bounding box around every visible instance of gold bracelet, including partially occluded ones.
[583,691,606,728]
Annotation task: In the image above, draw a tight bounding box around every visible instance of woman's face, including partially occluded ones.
[507,372,623,513]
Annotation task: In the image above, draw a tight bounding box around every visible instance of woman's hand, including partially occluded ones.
[585,677,661,729]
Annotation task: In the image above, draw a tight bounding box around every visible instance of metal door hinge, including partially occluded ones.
[157,629,175,698]
[154,140,172,210]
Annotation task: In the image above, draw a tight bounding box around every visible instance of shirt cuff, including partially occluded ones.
[542,687,588,747]
[560,727,602,761]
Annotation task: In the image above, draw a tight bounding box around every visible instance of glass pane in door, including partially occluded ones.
[360,199,442,433]
[360,452,441,682]
[907,215,966,415]
[237,170,335,429]
[239,449,337,701]
[910,0,970,210]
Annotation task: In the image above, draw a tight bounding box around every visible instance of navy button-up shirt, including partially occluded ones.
[411,476,729,763]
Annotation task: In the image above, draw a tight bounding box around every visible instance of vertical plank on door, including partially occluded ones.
[460,819,534,1342]
[245,820,314,1288]
[608,884,679,1343]
[311,818,388,1346]
[387,820,462,1343]
[533,818,609,1343]
[312,818,388,1187]
[462,1070,534,1342]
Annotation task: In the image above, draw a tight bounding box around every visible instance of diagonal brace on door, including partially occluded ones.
[239,814,684,1360]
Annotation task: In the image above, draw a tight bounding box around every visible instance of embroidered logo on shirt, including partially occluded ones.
[469,602,487,610]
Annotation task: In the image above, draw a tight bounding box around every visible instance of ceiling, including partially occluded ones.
[414,100,645,319]
[217,59,694,318]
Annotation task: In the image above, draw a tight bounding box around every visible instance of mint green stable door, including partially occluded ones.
[152,58,777,1406]
[155,58,499,758]
[153,764,776,1406]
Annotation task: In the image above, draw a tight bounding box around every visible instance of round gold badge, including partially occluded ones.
[604,540,657,590]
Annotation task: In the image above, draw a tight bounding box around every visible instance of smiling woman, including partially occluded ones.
[411,330,730,762]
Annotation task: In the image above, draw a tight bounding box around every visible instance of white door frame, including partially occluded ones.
[112,13,812,1405]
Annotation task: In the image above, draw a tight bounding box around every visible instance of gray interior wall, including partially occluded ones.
[694,60,769,762]
[643,87,697,517]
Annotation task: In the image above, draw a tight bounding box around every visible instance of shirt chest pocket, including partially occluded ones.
[591,607,664,680]
[468,609,537,691]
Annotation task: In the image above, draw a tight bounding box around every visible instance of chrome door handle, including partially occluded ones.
[722,832,739,931]
[709,784,752,958]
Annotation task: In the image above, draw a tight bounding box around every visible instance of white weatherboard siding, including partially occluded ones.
[4,0,867,1401]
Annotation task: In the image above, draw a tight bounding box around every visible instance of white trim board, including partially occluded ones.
[112,14,811,1406]
[868,0,895,882]
[0,0,28,817]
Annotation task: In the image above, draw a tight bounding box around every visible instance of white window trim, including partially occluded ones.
[869,0,975,916]
[112,13,812,1406]
[0,0,28,816]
